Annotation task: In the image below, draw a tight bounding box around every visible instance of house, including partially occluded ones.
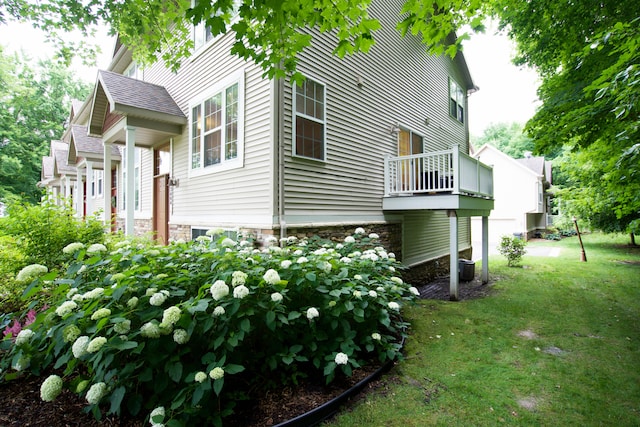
[471,144,552,243]
[40,0,494,299]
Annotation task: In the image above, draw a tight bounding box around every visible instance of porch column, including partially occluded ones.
[481,215,489,284]
[64,176,71,201]
[76,168,84,218]
[125,126,136,236]
[86,162,94,216]
[103,142,112,228]
[448,210,459,301]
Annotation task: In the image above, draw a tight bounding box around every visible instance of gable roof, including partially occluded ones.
[51,141,76,175]
[88,70,186,137]
[474,144,540,179]
[517,155,553,184]
[41,156,54,180]
[68,124,121,165]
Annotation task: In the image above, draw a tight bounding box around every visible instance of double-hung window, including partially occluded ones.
[122,147,141,211]
[190,72,244,173]
[92,170,103,198]
[293,77,326,161]
[449,78,465,123]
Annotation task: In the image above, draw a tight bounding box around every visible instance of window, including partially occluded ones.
[124,62,141,80]
[293,78,326,161]
[122,147,141,211]
[190,73,243,172]
[91,170,103,198]
[449,78,465,123]
[191,227,238,241]
[193,0,241,51]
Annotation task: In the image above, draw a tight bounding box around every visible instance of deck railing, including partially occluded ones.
[384,144,493,198]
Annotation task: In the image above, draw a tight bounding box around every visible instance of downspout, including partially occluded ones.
[277,76,287,242]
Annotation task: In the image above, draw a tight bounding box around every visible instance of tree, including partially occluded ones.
[472,122,535,159]
[0,47,91,203]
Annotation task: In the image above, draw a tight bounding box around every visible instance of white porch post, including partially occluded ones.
[103,142,112,228]
[449,210,459,301]
[76,168,84,217]
[125,126,136,236]
[86,162,94,216]
[64,176,71,201]
[481,215,489,284]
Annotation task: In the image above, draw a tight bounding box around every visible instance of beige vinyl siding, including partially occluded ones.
[402,211,472,266]
[140,32,275,228]
[282,0,471,223]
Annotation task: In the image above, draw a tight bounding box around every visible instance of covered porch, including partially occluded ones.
[382,145,494,301]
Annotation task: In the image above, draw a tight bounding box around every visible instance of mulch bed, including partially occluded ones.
[0,275,492,427]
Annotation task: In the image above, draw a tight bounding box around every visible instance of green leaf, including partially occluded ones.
[188,298,210,314]
[191,385,205,406]
[265,311,276,331]
[168,362,183,383]
[288,311,301,320]
[111,340,139,351]
[305,272,317,282]
[282,356,294,365]
[109,386,126,415]
[224,364,245,375]
[213,378,224,396]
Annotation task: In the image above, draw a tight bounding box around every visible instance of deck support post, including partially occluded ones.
[448,210,459,301]
[481,215,489,283]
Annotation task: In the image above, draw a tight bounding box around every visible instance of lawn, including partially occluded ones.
[326,233,640,426]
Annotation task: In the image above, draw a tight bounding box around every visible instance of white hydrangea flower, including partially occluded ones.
[149,406,166,425]
[354,227,366,234]
[340,257,352,264]
[155,273,168,280]
[111,273,126,282]
[66,287,79,298]
[210,280,230,301]
[146,288,158,297]
[16,264,48,283]
[293,249,303,256]
[220,237,236,247]
[150,292,168,306]
[280,260,292,269]
[271,292,283,303]
[114,320,131,335]
[368,290,378,298]
[63,325,81,343]
[388,302,400,310]
[231,271,248,286]
[55,300,78,317]
[388,266,396,272]
[83,287,105,300]
[389,252,396,259]
[194,371,207,383]
[262,269,281,285]
[344,236,356,244]
[361,253,379,262]
[390,277,404,285]
[377,286,385,292]
[12,355,30,371]
[86,382,107,405]
[40,375,63,402]
[127,296,139,309]
[72,336,90,358]
[335,243,344,249]
[286,236,298,244]
[409,287,420,296]
[353,290,362,299]
[87,336,107,353]
[63,242,85,254]
[87,243,108,254]
[15,329,34,346]
[209,367,225,380]
[162,306,182,326]
[206,228,224,236]
[318,261,332,273]
[306,307,319,320]
[213,306,226,317]
[371,332,382,341]
[335,352,349,365]
[369,233,379,239]
[91,308,111,321]
[297,256,308,264]
[140,322,161,338]
[233,285,249,299]
[173,329,189,344]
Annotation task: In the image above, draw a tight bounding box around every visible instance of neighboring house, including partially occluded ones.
[39,0,494,299]
[471,144,552,243]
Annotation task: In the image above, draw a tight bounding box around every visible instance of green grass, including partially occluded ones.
[326,233,640,426]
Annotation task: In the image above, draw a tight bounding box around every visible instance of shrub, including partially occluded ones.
[0,235,27,312]
[498,235,527,267]
[0,230,417,426]
[0,199,106,271]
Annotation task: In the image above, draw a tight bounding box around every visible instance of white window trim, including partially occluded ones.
[92,170,104,198]
[192,0,242,56]
[188,69,245,178]
[449,77,465,124]
[292,75,327,162]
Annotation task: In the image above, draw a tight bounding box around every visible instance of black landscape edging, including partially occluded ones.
[273,358,395,427]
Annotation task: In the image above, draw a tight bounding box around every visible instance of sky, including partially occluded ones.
[0,21,540,137]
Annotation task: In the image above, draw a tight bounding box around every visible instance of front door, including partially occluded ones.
[153,144,171,244]
[398,129,424,191]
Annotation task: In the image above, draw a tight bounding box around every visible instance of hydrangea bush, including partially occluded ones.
[0,229,418,426]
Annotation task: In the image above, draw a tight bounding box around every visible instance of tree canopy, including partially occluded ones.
[0,47,91,203]
[1,0,638,233]
[472,122,535,159]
